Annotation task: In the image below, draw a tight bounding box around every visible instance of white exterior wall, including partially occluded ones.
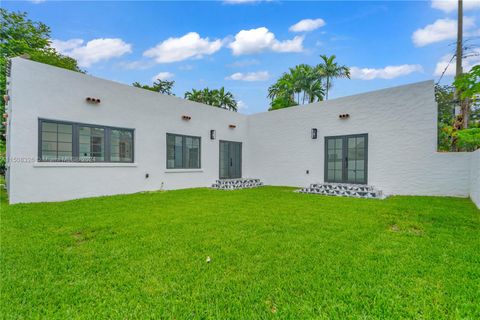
[245,81,472,197]
[5,58,478,204]
[470,149,480,208]
[7,58,248,203]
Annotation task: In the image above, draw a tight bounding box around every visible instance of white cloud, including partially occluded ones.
[51,38,132,67]
[434,48,480,76]
[350,64,423,80]
[431,0,480,13]
[289,18,326,32]
[229,27,304,55]
[412,17,475,47]
[51,39,83,52]
[237,100,248,111]
[226,71,270,81]
[152,72,174,81]
[144,32,222,63]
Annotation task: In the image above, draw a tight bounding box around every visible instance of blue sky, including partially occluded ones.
[4,0,480,113]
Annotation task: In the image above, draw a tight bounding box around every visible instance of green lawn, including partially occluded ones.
[1,186,479,319]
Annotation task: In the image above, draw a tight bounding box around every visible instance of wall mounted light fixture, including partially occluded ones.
[229,124,236,129]
[182,115,192,121]
[311,128,318,139]
[339,114,350,119]
[210,129,216,140]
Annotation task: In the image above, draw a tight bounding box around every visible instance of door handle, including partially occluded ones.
[345,157,348,168]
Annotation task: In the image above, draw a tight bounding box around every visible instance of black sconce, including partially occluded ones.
[311,128,317,139]
[210,129,216,140]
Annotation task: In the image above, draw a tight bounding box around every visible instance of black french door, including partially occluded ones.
[325,134,368,184]
[219,141,242,179]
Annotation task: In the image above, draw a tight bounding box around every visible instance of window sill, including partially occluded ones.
[33,162,137,168]
[164,169,203,173]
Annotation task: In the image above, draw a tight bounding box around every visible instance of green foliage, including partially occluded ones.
[316,54,350,100]
[436,80,480,151]
[1,187,479,318]
[435,84,455,126]
[453,65,480,126]
[0,9,82,141]
[269,96,298,111]
[267,55,349,110]
[132,79,175,95]
[438,123,454,152]
[184,87,238,111]
[268,64,323,110]
[456,128,480,151]
[454,65,480,101]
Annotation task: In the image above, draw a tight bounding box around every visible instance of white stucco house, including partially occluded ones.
[3,57,479,207]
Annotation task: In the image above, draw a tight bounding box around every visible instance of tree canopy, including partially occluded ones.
[185,87,238,112]
[267,55,350,111]
[132,79,175,95]
[0,9,82,143]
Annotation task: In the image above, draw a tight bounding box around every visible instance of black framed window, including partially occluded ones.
[110,129,133,162]
[38,119,134,163]
[40,121,73,161]
[166,133,201,169]
[79,126,105,162]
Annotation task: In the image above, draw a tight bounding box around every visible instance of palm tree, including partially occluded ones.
[215,87,238,111]
[185,87,238,112]
[305,80,325,103]
[267,64,325,109]
[184,89,203,103]
[316,54,350,100]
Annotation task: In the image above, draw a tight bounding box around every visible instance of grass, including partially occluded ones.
[1,186,479,319]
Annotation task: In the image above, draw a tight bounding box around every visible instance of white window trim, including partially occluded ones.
[33,162,137,168]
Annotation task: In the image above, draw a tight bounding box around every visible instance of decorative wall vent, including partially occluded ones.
[182,115,192,121]
[229,124,236,129]
[86,97,101,104]
[339,114,350,119]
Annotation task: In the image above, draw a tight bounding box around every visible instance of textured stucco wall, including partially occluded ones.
[7,58,248,203]
[470,149,480,208]
[245,81,472,197]
[6,58,476,203]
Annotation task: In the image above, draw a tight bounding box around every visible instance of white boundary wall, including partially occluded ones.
[245,82,473,198]
[470,149,480,208]
[5,58,479,205]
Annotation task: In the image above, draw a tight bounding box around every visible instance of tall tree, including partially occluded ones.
[214,87,238,111]
[184,87,238,112]
[316,54,350,100]
[267,64,325,110]
[0,9,82,142]
[133,79,175,95]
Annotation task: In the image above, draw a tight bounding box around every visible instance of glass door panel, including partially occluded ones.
[219,141,242,179]
[326,137,344,183]
[325,134,367,184]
